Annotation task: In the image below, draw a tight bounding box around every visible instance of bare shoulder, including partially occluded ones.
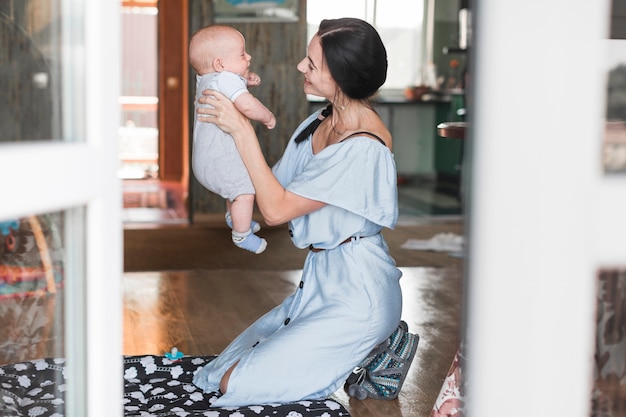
[363,111,393,149]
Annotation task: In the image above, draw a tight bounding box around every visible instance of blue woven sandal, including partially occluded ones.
[346,321,419,400]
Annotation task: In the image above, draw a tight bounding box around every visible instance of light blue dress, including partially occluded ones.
[192,108,404,407]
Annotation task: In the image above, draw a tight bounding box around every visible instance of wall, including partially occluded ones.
[189,0,464,216]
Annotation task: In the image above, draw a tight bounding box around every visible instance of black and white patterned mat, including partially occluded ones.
[0,355,351,417]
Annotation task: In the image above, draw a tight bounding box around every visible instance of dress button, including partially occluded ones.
[284,318,291,325]
[299,281,304,288]
[288,229,294,237]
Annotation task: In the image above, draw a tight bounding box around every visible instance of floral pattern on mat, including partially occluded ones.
[0,214,65,299]
[0,358,67,416]
[0,355,351,417]
[430,344,466,417]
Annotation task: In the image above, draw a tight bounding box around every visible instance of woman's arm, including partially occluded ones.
[197,90,325,226]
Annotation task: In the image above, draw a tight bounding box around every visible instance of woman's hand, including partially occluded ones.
[197,90,254,136]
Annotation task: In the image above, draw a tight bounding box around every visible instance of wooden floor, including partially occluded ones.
[121,174,464,416]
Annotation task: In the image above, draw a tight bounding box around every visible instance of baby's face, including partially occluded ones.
[220,32,251,77]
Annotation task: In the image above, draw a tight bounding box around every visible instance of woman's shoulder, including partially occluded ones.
[343,119,392,149]
[342,128,391,148]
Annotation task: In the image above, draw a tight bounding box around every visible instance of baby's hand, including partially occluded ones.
[247,72,262,87]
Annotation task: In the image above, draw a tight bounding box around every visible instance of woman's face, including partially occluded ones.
[297,35,337,99]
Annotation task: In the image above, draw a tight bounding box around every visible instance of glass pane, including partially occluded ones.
[0,208,84,416]
[0,1,80,143]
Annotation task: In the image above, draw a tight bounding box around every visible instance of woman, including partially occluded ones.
[192,17,412,407]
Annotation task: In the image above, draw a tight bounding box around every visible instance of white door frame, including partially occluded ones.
[465,1,620,416]
[0,1,122,416]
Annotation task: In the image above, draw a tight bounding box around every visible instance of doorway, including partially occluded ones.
[120,0,189,224]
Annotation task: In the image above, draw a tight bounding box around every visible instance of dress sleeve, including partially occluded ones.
[286,137,398,228]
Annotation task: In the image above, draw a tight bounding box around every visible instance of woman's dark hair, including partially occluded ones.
[293,18,387,144]
[317,18,388,100]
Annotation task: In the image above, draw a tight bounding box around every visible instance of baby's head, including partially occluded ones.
[189,25,251,77]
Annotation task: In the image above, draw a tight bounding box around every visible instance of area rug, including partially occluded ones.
[0,355,350,417]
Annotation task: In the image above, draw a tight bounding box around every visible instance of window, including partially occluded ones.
[306,0,425,90]
[119,4,159,179]
[0,1,122,415]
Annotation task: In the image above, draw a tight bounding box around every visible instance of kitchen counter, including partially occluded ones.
[307,89,455,106]
[307,90,463,179]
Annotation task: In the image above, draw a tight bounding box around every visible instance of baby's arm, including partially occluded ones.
[233,93,276,129]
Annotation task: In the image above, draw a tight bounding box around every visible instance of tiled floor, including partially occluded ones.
[397,179,462,217]
[122,179,189,224]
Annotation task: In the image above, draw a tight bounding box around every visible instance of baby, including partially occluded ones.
[189,25,276,254]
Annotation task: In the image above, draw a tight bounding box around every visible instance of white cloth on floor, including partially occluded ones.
[401,232,464,252]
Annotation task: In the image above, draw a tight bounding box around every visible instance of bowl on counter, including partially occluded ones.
[404,85,431,101]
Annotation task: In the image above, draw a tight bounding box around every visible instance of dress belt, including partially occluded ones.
[309,236,364,252]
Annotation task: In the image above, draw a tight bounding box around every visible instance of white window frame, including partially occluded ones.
[466,1,619,416]
[0,1,122,416]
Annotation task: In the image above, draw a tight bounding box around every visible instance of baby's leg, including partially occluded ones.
[229,194,254,233]
[225,199,260,233]
[230,194,266,254]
